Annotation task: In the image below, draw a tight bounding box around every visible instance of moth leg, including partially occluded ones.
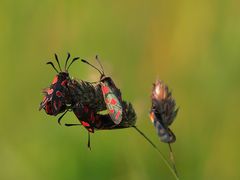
[88,132,91,150]
[58,110,69,125]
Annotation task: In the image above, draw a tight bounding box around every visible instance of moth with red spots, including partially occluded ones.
[68,99,136,131]
[65,78,136,149]
[65,79,106,133]
[39,53,79,123]
[81,56,123,125]
[39,54,179,178]
[66,98,136,149]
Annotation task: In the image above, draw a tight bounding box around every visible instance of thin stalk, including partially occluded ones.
[133,126,179,180]
[168,143,179,178]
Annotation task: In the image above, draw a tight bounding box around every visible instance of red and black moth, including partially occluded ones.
[39,54,180,179]
[63,76,138,149]
[81,56,123,125]
[78,56,166,153]
[39,53,79,120]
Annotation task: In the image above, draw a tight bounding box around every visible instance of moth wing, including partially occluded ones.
[106,93,123,125]
[101,85,123,125]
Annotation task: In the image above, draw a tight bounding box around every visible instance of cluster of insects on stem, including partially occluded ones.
[39,53,179,179]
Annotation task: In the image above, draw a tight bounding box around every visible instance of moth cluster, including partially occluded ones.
[39,53,179,147]
[39,53,136,148]
[39,53,179,178]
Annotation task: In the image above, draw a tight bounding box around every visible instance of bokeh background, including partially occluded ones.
[1,0,240,179]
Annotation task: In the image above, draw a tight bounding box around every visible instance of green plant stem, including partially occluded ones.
[133,126,179,180]
[168,143,179,178]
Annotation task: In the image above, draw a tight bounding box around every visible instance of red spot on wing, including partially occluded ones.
[109,109,114,114]
[61,80,67,86]
[110,98,117,105]
[102,85,109,94]
[81,121,90,127]
[47,89,53,95]
[52,76,58,84]
[56,91,62,97]
[115,110,121,120]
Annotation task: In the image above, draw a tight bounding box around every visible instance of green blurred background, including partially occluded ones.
[1,0,240,179]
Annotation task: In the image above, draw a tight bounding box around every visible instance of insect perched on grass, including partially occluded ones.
[66,98,137,149]
[67,56,136,148]
[39,54,179,179]
[79,58,179,176]
[39,53,79,120]
[39,54,136,149]
[81,56,123,125]
[150,80,179,178]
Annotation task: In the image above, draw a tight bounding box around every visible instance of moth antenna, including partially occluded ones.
[64,52,71,72]
[54,53,62,72]
[67,57,80,71]
[95,55,105,75]
[83,80,100,84]
[46,61,59,73]
[81,59,103,76]
[65,123,82,127]
[133,126,179,180]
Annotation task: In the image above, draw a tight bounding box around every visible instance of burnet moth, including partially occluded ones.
[39,53,79,124]
[81,56,123,125]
